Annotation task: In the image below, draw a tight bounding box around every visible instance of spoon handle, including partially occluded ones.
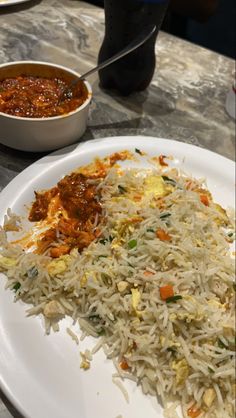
[59,24,157,102]
[79,24,157,80]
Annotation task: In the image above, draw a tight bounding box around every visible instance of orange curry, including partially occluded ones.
[0,75,88,118]
[26,151,134,257]
[29,173,102,257]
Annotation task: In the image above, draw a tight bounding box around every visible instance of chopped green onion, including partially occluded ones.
[166,295,183,304]
[118,185,127,194]
[27,266,38,279]
[147,228,155,233]
[13,282,21,292]
[99,238,108,245]
[162,176,176,186]
[100,236,113,245]
[228,232,233,237]
[218,338,228,349]
[97,329,105,336]
[98,255,107,259]
[167,347,176,354]
[128,239,137,249]
[89,314,101,323]
[208,367,215,373]
[101,272,112,286]
[135,148,142,155]
[160,213,171,220]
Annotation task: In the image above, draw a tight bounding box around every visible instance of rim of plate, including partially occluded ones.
[0,0,31,6]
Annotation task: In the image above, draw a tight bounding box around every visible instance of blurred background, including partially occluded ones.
[85,0,236,59]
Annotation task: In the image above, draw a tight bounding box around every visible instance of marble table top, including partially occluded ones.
[0,0,235,416]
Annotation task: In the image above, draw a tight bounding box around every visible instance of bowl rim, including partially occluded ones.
[0,60,92,122]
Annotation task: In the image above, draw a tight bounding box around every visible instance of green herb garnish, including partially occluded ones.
[13,282,21,292]
[218,338,228,349]
[101,272,112,286]
[100,236,113,245]
[118,185,127,194]
[166,295,183,303]
[208,367,215,373]
[135,148,142,155]
[162,176,176,186]
[160,213,171,220]
[128,239,137,249]
[99,238,108,245]
[167,347,176,354]
[98,255,107,259]
[89,314,101,323]
[147,228,155,233]
[97,329,105,336]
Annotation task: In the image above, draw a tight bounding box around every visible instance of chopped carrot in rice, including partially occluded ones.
[143,271,155,277]
[156,228,171,241]
[160,285,174,301]
[200,194,209,206]
[187,405,201,418]
[158,155,168,166]
[120,359,130,370]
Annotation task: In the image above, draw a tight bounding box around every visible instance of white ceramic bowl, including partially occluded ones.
[0,61,92,152]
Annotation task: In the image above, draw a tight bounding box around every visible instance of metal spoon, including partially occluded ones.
[59,24,157,101]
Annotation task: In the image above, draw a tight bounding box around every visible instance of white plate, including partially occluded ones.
[0,136,235,418]
[0,0,31,6]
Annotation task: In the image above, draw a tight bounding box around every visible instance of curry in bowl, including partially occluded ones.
[0,75,88,118]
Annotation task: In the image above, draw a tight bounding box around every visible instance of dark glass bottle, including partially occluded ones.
[98,0,170,95]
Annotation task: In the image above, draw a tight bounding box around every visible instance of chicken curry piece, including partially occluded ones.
[29,173,102,257]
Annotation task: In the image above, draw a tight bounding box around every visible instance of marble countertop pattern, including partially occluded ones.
[0,0,235,416]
